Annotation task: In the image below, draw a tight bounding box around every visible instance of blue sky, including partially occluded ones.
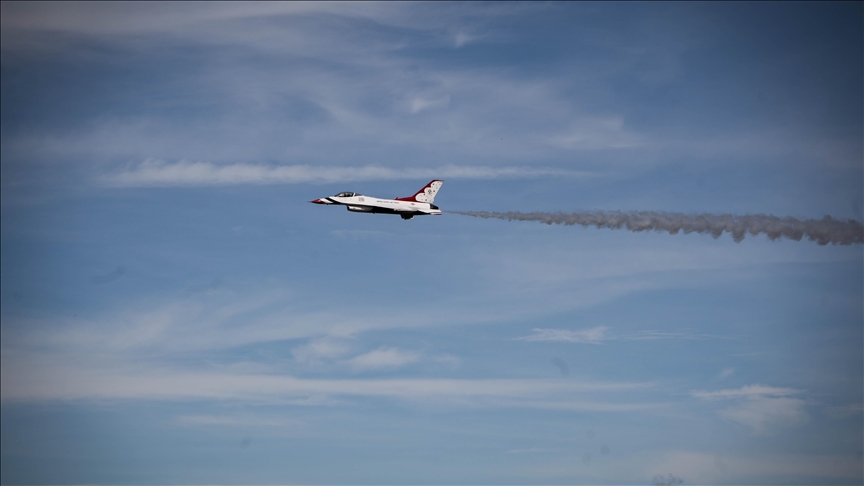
[1,2,861,484]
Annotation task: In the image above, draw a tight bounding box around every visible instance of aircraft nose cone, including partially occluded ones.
[310,199,326,204]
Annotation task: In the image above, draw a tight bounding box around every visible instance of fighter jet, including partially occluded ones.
[310,180,443,220]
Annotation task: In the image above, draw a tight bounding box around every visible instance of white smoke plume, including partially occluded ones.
[450,211,863,245]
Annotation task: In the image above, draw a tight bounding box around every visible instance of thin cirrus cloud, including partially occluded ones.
[716,367,735,380]
[347,347,422,371]
[291,337,354,364]
[344,348,458,372]
[691,385,809,435]
[100,159,588,187]
[516,327,715,344]
[718,396,810,435]
[410,95,450,114]
[0,2,507,49]
[0,356,655,409]
[517,326,609,344]
[690,385,801,400]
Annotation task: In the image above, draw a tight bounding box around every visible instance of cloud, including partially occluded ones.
[453,32,475,48]
[347,347,422,371]
[1,2,679,181]
[716,367,734,380]
[692,385,809,435]
[0,350,654,407]
[518,327,715,344]
[292,338,354,364]
[0,2,515,51]
[4,286,539,358]
[432,354,462,369]
[4,0,859,204]
[718,396,809,435]
[547,116,645,150]
[519,401,662,412]
[690,385,800,400]
[0,3,407,54]
[100,160,588,187]
[410,95,450,113]
[517,326,608,344]
[620,330,718,341]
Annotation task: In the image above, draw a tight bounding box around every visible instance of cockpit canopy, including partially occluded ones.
[334,192,359,197]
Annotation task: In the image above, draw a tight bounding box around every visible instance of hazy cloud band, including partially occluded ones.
[101,160,586,187]
[451,211,864,245]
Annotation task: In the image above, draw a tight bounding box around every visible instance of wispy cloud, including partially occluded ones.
[718,396,809,435]
[0,350,654,407]
[0,2,517,51]
[453,32,476,48]
[2,2,722,187]
[691,385,801,400]
[432,354,462,369]
[341,348,459,372]
[4,287,538,358]
[410,95,450,114]
[620,330,718,341]
[716,367,735,380]
[347,347,422,371]
[692,385,809,435]
[517,327,609,344]
[100,160,588,187]
[547,116,645,150]
[517,327,716,344]
[292,337,354,364]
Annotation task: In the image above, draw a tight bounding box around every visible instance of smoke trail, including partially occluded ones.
[450,211,864,245]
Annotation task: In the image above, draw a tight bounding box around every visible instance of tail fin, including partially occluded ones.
[396,180,443,203]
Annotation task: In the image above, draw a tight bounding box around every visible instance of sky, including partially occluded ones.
[0,2,862,484]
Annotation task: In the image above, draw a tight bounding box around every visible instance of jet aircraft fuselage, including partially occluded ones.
[310,180,443,220]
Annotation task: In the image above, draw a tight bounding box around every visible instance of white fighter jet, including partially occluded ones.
[310,180,443,220]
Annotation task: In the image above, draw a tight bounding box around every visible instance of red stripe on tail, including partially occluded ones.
[395,180,444,203]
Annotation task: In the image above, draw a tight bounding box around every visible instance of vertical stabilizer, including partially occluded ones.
[396,180,443,203]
